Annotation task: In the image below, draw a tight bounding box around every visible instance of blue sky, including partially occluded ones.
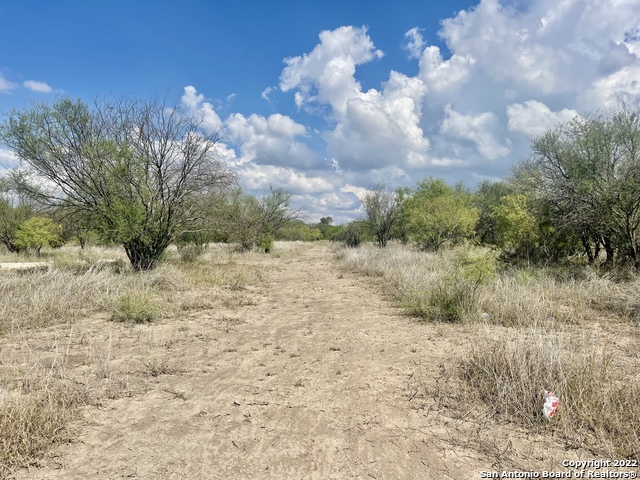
[2,0,640,223]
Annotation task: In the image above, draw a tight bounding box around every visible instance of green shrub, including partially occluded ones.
[111,292,161,323]
[341,221,366,248]
[259,233,274,253]
[407,246,498,322]
[14,217,64,255]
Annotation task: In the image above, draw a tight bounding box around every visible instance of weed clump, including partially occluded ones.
[111,292,161,323]
[0,380,84,478]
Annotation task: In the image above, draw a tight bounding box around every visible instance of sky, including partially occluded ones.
[1,0,640,224]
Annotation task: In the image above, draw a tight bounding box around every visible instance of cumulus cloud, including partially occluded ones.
[177,86,332,200]
[280,26,429,172]
[438,0,640,103]
[225,112,323,169]
[239,163,335,193]
[418,46,475,92]
[507,100,579,137]
[280,26,384,115]
[23,80,53,93]
[173,1,640,223]
[440,105,511,161]
[180,85,223,133]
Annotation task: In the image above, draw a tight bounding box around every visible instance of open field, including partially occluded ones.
[1,242,639,479]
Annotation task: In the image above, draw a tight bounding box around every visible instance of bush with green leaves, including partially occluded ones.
[0,178,34,253]
[1,97,236,271]
[14,216,63,255]
[405,178,479,251]
[259,233,274,253]
[411,246,498,322]
[341,221,367,248]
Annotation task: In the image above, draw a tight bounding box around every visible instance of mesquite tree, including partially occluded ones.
[517,106,640,267]
[0,96,236,270]
[361,184,401,248]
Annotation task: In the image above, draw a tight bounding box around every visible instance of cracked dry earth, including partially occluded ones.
[15,244,521,479]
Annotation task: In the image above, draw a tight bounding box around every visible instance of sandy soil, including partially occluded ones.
[7,244,601,479]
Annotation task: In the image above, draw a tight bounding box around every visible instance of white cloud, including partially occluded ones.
[589,64,640,108]
[293,190,363,224]
[403,27,426,59]
[261,86,274,101]
[340,184,370,201]
[23,80,53,93]
[180,85,223,133]
[440,105,511,161]
[239,163,335,194]
[418,46,475,92]
[507,100,579,137]
[225,112,323,169]
[438,0,640,102]
[0,75,18,93]
[280,26,429,171]
[280,26,384,115]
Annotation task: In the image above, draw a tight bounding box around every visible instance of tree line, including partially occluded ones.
[355,104,640,269]
[2,96,640,269]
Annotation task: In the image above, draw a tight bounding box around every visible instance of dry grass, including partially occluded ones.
[458,325,640,458]
[0,241,280,476]
[335,241,640,458]
[0,384,79,477]
[0,337,89,479]
[335,242,640,326]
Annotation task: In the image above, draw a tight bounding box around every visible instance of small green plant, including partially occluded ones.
[294,379,304,387]
[111,292,161,323]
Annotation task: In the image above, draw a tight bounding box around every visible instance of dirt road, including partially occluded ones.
[19,244,493,479]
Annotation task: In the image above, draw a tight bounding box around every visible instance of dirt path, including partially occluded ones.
[19,244,491,479]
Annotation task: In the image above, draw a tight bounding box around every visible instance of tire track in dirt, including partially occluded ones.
[20,244,486,479]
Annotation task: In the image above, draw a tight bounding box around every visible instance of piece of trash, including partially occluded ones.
[543,389,559,420]
[481,312,490,320]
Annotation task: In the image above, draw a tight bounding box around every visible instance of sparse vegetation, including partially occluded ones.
[0,381,81,478]
[458,326,640,457]
[0,241,278,474]
[335,240,640,457]
[1,100,640,474]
